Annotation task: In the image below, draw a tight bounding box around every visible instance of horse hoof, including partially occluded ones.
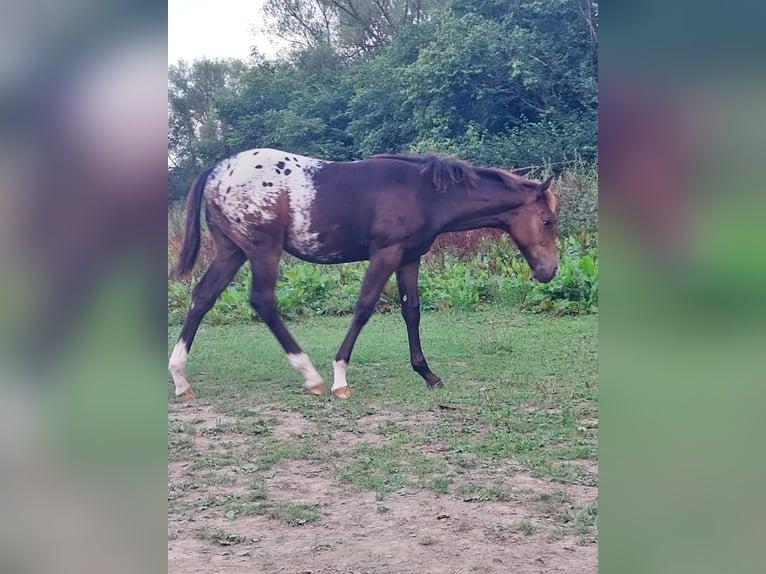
[427,378,443,389]
[308,383,326,395]
[333,386,352,399]
[179,388,196,398]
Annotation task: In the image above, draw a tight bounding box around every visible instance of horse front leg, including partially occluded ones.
[395,258,442,388]
[332,246,404,398]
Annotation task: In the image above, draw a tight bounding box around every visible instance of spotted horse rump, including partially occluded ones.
[169,148,560,398]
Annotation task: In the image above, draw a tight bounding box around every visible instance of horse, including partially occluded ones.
[169,148,559,398]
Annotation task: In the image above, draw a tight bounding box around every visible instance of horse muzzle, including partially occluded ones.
[533,264,559,283]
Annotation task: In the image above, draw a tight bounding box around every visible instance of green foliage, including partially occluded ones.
[167,232,598,325]
[168,59,247,200]
[168,1,598,197]
[523,235,599,316]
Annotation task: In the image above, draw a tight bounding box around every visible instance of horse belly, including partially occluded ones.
[284,232,369,264]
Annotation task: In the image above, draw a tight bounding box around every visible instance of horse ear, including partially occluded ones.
[539,176,557,212]
[539,175,554,193]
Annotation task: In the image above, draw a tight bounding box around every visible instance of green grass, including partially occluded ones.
[169,304,597,538]
[223,498,321,525]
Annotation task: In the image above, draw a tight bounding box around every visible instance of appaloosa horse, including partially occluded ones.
[170,149,558,398]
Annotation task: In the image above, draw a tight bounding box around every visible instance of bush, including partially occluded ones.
[522,235,598,316]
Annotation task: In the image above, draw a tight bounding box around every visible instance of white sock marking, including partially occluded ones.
[332,360,348,391]
[168,340,191,396]
[288,352,324,389]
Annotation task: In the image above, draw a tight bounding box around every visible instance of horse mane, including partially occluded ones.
[372,153,529,194]
[373,153,479,192]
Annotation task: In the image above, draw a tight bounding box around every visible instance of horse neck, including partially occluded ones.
[437,184,532,233]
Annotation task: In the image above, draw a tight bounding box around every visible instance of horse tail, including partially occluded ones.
[174,166,214,277]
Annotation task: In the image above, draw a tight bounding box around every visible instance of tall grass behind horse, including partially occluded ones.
[169,149,559,398]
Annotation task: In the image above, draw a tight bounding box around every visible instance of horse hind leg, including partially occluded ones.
[169,246,246,397]
[246,243,325,394]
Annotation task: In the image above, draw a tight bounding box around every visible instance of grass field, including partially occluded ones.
[168,306,598,573]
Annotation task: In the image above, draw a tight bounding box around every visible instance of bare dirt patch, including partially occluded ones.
[169,401,597,574]
[263,409,318,441]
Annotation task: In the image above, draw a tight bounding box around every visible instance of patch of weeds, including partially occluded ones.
[528,459,598,486]
[247,477,268,500]
[445,452,478,470]
[236,418,275,436]
[190,449,243,471]
[573,503,598,537]
[375,420,407,437]
[455,479,517,502]
[518,520,539,535]
[484,522,508,539]
[188,471,237,490]
[455,483,480,500]
[539,490,573,505]
[195,527,245,546]
[431,475,451,494]
[408,452,454,488]
[223,499,269,519]
[547,526,567,541]
[340,444,408,497]
[550,445,597,460]
[271,502,321,526]
[224,497,320,526]
[248,437,319,471]
[199,420,237,437]
[196,493,238,511]
[168,436,195,461]
[169,422,196,435]
[312,543,335,552]
[419,535,437,546]
[225,406,258,418]
[537,489,575,523]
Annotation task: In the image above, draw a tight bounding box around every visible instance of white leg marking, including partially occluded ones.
[332,360,349,391]
[168,340,192,396]
[288,352,324,389]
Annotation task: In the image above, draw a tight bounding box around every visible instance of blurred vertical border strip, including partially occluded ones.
[0,2,168,574]
[600,1,766,573]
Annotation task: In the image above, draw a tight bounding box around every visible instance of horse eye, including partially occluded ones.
[543,218,554,228]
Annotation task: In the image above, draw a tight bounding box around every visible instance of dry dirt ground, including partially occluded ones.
[168,401,597,574]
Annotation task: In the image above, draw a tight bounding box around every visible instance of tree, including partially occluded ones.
[168,1,599,200]
[168,58,246,199]
[262,0,433,57]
